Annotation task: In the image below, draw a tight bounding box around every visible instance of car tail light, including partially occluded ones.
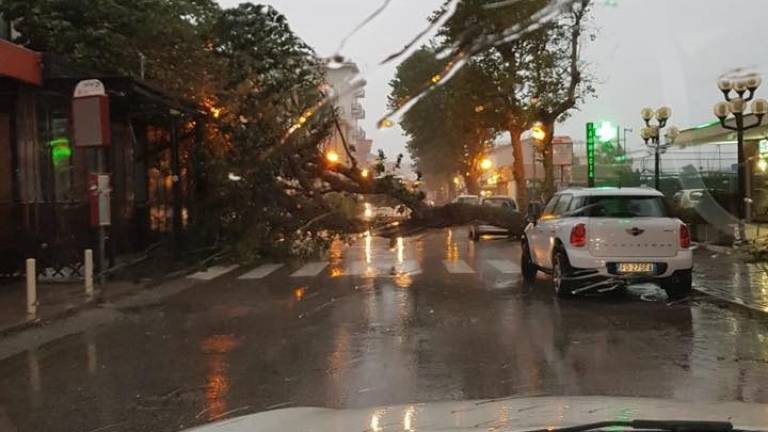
[570,223,587,247]
[679,224,691,249]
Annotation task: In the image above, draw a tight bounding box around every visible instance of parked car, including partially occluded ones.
[671,189,706,209]
[453,194,480,205]
[469,196,519,241]
[521,187,693,299]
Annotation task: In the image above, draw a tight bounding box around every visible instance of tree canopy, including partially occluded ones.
[392,0,595,205]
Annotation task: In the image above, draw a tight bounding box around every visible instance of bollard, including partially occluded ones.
[84,249,94,300]
[26,258,37,317]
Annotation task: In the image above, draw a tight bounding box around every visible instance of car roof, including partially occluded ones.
[456,194,479,198]
[557,187,664,197]
[482,195,514,200]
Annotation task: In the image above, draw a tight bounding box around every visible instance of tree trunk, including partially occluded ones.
[540,120,556,202]
[465,170,480,195]
[509,126,528,209]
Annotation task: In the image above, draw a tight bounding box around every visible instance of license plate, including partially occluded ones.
[617,263,654,274]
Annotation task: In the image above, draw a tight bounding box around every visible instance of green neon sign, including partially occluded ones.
[586,122,596,187]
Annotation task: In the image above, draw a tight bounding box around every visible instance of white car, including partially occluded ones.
[453,194,480,205]
[521,187,693,299]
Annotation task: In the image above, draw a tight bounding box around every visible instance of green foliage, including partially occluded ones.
[389,46,499,192]
[3,0,220,99]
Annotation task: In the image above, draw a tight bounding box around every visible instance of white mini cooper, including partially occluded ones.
[521,188,693,299]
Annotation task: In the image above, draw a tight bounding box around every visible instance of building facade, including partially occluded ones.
[482,136,574,201]
[0,38,203,276]
[324,63,371,166]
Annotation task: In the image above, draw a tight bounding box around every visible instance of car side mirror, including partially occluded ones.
[526,202,542,224]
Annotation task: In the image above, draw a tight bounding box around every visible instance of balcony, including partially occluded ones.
[350,102,365,120]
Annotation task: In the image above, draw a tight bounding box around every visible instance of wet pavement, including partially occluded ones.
[1,228,768,431]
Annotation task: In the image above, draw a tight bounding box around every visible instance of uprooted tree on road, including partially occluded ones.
[2,0,527,262]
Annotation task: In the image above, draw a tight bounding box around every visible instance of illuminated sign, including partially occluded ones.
[586,122,596,187]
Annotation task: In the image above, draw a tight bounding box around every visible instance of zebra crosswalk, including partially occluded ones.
[237,264,283,280]
[188,259,519,281]
[290,262,328,277]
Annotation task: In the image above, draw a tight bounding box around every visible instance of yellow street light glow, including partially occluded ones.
[759,158,768,172]
[453,176,461,185]
[531,124,546,141]
[431,74,441,84]
[480,158,493,171]
[379,118,394,129]
[326,150,340,163]
[361,168,370,178]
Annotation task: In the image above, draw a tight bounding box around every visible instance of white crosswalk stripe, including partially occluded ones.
[443,260,475,274]
[237,263,283,280]
[487,259,521,274]
[341,259,420,277]
[187,265,239,281]
[291,262,328,277]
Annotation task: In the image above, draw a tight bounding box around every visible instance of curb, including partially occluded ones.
[694,242,734,255]
[692,286,768,319]
[0,264,203,340]
[0,302,93,339]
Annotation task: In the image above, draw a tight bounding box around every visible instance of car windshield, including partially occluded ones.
[580,196,669,218]
[4,1,768,431]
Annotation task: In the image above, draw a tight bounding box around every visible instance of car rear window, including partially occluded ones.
[483,198,515,209]
[577,196,669,218]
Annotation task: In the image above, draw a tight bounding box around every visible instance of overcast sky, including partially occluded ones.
[216,0,768,162]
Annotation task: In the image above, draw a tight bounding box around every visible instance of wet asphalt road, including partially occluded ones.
[1,228,768,432]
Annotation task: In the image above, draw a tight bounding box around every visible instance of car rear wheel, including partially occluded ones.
[661,270,692,300]
[471,227,481,241]
[552,249,575,298]
[521,240,538,281]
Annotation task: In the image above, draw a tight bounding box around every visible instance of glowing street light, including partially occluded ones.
[480,158,493,171]
[361,168,370,178]
[531,123,546,141]
[326,150,340,164]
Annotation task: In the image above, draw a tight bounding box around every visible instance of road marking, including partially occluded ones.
[395,259,420,275]
[342,259,420,277]
[344,261,370,276]
[237,263,283,280]
[291,262,328,277]
[487,259,521,274]
[443,260,475,274]
[187,265,239,281]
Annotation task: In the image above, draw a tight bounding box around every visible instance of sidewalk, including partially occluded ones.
[0,277,151,336]
[693,247,768,313]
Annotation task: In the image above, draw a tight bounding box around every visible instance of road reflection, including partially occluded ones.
[200,335,240,421]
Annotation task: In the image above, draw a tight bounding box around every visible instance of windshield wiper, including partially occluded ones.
[522,420,741,432]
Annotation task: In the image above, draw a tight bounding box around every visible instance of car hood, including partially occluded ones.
[186,396,768,431]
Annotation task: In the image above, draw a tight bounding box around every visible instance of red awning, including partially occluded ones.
[0,39,42,86]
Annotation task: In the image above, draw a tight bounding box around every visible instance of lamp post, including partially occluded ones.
[712,74,768,226]
[640,106,677,191]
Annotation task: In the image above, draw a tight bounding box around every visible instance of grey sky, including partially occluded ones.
[217,0,768,163]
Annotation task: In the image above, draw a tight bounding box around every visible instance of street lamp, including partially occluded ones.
[640,106,676,190]
[480,158,493,171]
[712,74,768,226]
[326,150,340,164]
